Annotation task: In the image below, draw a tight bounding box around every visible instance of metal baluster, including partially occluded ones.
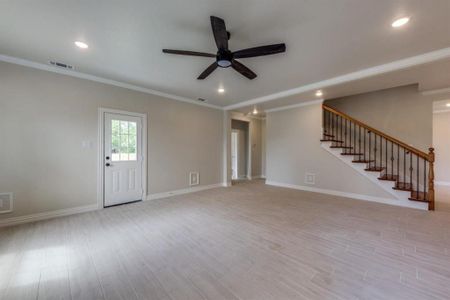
[374,134,377,169]
[417,155,419,199]
[352,122,355,151]
[424,159,427,199]
[380,135,382,172]
[358,125,361,157]
[331,113,334,139]
[392,144,400,181]
[328,111,331,137]
[349,120,352,149]
[364,129,366,161]
[379,135,382,172]
[322,109,325,135]
[409,152,413,194]
[385,139,388,177]
[403,149,406,187]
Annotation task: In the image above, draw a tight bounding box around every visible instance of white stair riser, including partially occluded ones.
[321,142,427,210]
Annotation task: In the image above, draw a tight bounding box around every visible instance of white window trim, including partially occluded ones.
[97,108,148,209]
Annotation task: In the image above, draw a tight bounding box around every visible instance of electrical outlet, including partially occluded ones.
[0,193,13,213]
[305,173,316,185]
[189,172,199,186]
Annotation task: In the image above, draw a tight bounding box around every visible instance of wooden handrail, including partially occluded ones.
[323,104,431,161]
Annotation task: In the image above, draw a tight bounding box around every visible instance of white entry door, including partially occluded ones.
[104,112,144,207]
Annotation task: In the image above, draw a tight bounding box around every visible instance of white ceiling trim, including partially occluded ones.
[225,47,450,110]
[433,109,450,114]
[265,99,323,113]
[0,54,223,110]
[422,87,450,96]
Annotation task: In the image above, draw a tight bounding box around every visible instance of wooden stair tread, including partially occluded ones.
[352,160,374,163]
[378,174,399,181]
[330,146,353,149]
[409,191,429,202]
[364,167,385,172]
[393,182,412,191]
[321,139,344,143]
[341,152,364,156]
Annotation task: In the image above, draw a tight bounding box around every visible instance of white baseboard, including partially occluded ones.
[251,175,266,179]
[146,183,225,200]
[266,181,427,210]
[436,181,450,186]
[0,204,99,227]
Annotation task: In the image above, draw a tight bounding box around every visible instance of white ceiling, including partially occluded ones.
[0,0,449,108]
[235,57,450,115]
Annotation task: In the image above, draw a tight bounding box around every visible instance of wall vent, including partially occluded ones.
[304,173,315,185]
[49,61,74,70]
[189,172,200,186]
[0,193,13,214]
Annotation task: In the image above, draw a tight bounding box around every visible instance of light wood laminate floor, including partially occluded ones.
[1,180,450,300]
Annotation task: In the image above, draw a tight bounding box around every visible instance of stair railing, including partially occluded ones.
[322,104,435,210]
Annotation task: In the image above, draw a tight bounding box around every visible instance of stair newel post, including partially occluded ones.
[428,148,435,211]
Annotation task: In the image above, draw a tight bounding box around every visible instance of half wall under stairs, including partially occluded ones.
[321,104,435,211]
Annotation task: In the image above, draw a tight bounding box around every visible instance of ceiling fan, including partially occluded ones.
[162,16,286,80]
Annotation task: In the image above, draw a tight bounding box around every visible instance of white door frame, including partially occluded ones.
[231,130,239,179]
[230,118,252,180]
[97,108,147,209]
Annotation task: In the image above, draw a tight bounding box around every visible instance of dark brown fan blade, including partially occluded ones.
[210,16,228,50]
[197,62,218,80]
[233,43,286,59]
[231,60,257,79]
[162,49,216,58]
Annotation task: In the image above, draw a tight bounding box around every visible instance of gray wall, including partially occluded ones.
[266,103,392,198]
[325,85,433,152]
[0,61,223,219]
[250,118,262,177]
[433,111,450,183]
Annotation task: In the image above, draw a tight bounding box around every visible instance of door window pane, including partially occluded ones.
[111,120,137,161]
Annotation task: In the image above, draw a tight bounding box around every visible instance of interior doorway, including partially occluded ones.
[231,130,239,179]
[231,119,250,182]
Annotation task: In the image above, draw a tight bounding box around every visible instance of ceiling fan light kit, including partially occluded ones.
[163,16,286,80]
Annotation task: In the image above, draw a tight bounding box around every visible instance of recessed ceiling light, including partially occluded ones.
[218,88,225,93]
[446,103,450,107]
[252,107,258,115]
[74,41,89,49]
[392,17,410,28]
[315,90,323,97]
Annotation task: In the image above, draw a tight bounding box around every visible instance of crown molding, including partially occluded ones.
[422,87,450,96]
[0,54,223,110]
[225,47,450,110]
[265,99,323,113]
[433,108,450,114]
[4,46,450,113]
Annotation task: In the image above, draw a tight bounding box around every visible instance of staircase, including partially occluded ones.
[321,104,435,210]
